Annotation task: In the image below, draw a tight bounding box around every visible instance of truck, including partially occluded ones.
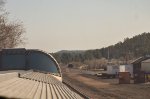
[96,65,119,78]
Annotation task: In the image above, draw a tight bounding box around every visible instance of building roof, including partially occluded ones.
[142,59,150,63]
[131,56,150,64]
[0,48,62,76]
[0,71,83,99]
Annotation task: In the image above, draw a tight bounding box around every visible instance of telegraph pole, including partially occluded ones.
[108,48,110,62]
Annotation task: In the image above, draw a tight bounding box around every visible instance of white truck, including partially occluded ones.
[96,65,119,78]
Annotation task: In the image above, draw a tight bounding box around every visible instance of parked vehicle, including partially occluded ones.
[96,65,119,78]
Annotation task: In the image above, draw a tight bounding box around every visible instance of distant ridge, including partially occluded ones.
[53,32,150,63]
[57,50,85,54]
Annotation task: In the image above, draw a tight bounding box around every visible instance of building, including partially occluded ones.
[141,59,150,73]
[132,56,150,74]
[119,65,133,78]
[132,56,150,83]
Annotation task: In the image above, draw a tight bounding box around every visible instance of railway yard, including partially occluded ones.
[62,68,150,99]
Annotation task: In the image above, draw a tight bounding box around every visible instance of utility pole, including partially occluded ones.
[108,48,110,62]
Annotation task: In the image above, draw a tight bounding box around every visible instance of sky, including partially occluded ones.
[5,0,150,52]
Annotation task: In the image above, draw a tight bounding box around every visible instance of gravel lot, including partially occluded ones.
[62,68,150,99]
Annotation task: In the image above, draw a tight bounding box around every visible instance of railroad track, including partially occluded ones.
[63,79,90,99]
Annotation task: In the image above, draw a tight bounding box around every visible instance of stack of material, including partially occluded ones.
[0,71,83,99]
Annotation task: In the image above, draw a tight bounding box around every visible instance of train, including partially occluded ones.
[0,48,86,99]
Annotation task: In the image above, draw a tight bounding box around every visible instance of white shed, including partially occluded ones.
[119,65,133,77]
[141,59,150,73]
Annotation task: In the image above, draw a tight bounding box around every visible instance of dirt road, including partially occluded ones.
[63,68,150,99]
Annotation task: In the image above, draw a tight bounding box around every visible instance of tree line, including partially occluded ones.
[52,32,150,64]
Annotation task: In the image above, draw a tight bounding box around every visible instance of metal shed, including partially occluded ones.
[141,59,150,73]
[132,56,150,83]
[132,56,150,75]
[119,65,133,78]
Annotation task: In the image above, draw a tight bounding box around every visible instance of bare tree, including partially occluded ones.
[0,0,25,49]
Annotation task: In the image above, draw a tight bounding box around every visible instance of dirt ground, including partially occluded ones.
[62,68,150,99]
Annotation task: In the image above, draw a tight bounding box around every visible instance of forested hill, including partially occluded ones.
[52,32,150,64]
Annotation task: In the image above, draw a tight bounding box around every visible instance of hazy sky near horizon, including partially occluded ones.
[5,0,150,52]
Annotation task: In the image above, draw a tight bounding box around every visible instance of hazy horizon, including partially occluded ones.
[5,0,150,52]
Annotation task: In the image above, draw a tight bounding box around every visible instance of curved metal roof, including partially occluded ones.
[27,49,62,76]
[0,48,62,77]
[0,71,83,99]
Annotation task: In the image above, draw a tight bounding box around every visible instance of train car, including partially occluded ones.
[0,48,86,99]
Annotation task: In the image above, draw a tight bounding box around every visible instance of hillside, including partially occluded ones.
[52,32,150,64]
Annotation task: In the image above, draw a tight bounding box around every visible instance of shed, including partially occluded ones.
[132,56,150,83]
[119,65,133,77]
[132,56,150,74]
[141,59,150,73]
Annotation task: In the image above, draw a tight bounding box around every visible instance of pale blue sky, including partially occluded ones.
[5,0,150,52]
